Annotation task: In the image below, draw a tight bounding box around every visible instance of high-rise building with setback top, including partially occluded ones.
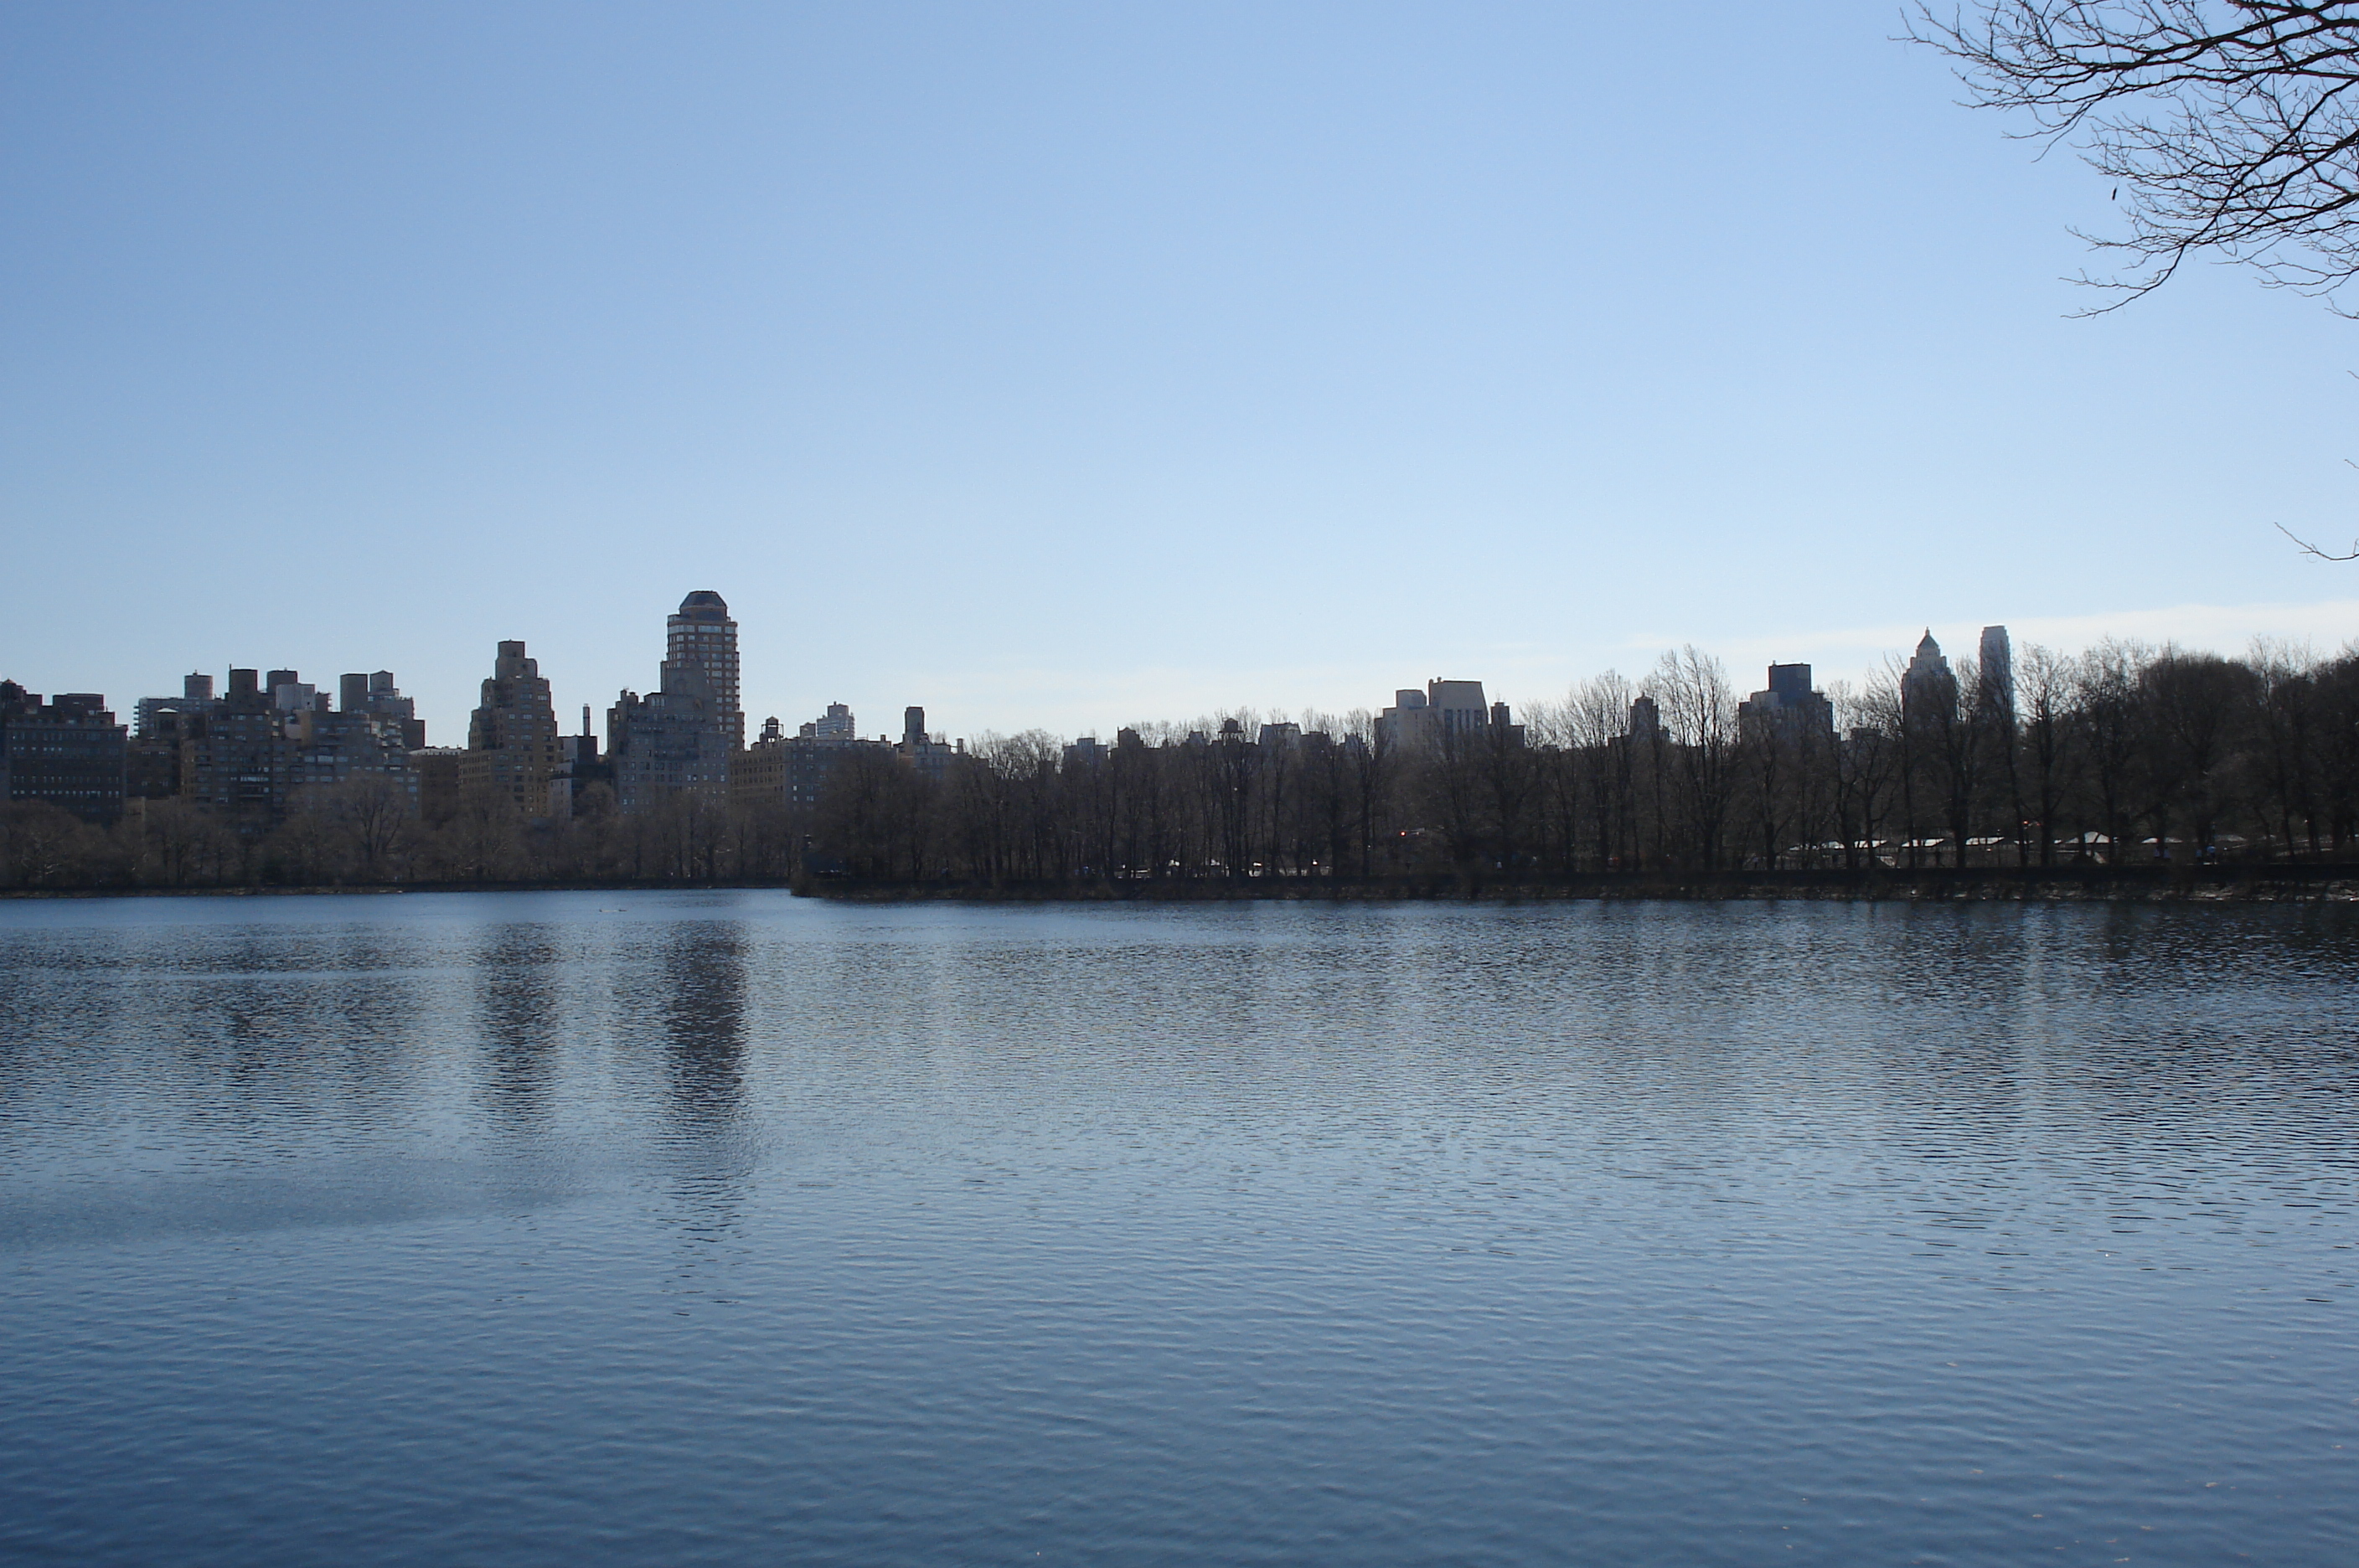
[463,641,562,815]
[668,591,741,750]
[611,596,738,813]
[1901,631,1958,727]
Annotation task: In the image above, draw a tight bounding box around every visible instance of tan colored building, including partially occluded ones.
[463,641,562,816]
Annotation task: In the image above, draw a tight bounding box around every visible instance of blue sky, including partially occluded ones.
[5,1,2354,744]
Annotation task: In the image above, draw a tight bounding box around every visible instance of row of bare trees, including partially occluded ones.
[5,640,2354,892]
[813,638,2359,881]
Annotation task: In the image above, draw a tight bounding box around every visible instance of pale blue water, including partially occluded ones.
[1,892,2353,1565]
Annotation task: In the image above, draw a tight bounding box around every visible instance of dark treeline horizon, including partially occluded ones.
[5,637,2357,892]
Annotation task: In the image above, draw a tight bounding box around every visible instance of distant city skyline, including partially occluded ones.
[4,4,2355,741]
[17,600,2348,758]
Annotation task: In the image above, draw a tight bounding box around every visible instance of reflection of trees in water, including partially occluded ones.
[163,926,428,1146]
[475,924,562,1132]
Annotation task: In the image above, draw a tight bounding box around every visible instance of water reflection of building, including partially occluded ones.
[660,922,749,1136]
[476,926,561,1129]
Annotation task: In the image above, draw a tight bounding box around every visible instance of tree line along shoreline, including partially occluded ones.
[3,637,2355,895]
[3,865,2354,905]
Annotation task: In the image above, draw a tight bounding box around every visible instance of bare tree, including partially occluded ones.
[1653,646,1739,869]
[1836,676,1904,869]
[1918,5,2359,560]
[1571,672,1637,869]
[1914,3,2359,307]
[2016,642,2084,862]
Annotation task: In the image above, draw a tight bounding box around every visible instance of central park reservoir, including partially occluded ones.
[2,892,2353,1565]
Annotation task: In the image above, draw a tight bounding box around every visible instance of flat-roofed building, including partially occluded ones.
[0,683,127,824]
[1376,678,1515,750]
[289,707,416,808]
[1738,663,1835,736]
[610,666,731,814]
[178,668,296,828]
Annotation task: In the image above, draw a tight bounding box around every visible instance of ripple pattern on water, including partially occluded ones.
[1,893,2354,1566]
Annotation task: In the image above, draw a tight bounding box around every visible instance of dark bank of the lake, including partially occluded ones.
[804,864,2359,903]
[8,862,2359,903]
[3,890,2355,1566]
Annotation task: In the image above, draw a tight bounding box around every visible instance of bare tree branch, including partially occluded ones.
[1910,3,2359,311]
[2274,518,2359,554]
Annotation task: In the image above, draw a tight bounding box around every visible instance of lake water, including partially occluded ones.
[1,891,2353,1566]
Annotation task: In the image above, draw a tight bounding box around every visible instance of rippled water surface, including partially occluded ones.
[2,892,2354,1565]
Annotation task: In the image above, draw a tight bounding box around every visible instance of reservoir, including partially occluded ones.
[2,892,2353,1565]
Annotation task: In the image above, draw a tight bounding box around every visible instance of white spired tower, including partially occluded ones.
[667,591,742,750]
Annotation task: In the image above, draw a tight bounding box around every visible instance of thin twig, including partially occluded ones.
[2274,519,2359,559]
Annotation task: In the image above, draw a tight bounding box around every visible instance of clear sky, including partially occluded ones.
[5,1,2355,745]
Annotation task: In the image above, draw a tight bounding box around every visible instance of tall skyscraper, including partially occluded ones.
[463,641,562,814]
[609,596,738,813]
[1977,625,2015,722]
[1902,631,1957,725]
[668,591,741,750]
[1739,663,1835,735]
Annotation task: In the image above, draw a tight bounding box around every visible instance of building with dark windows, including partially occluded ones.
[0,683,128,823]
[730,702,894,813]
[668,591,742,750]
[608,596,742,814]
[134,673,217,740]
[610,673,732,812]
[1738,663,1835,736]
[896,706,956,784]
[341,670,426,750]
[550,704,612,816]
[731,717,790,811]
[177,668,295,828]
[288,705,417,806]
[127,673,216,800]
[463,642,563,815]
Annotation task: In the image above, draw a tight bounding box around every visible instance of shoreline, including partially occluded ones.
[799,866,2359,903]
[7,865,2357,903]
